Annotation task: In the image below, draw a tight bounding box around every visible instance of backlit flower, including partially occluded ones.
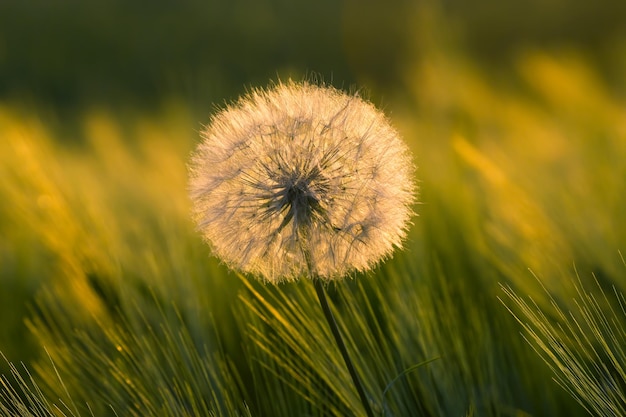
[189,81,416,283]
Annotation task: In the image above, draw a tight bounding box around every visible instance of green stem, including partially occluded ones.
[313,277,376,417]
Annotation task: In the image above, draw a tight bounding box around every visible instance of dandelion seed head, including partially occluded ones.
[189,81,416,283]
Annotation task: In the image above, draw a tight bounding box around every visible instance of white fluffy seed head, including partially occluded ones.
[189,81,416,283]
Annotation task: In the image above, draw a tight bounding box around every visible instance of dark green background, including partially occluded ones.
[2,0,625,112]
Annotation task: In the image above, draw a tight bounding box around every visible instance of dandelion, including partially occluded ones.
[189,80,416,283]
[189,80,417,417]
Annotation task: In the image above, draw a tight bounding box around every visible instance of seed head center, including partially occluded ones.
[283,175,323,227]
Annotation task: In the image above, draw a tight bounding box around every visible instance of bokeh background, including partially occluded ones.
[2,1,626,416]
[2,0,626,113]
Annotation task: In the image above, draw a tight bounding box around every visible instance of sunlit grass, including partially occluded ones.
[1,47,625,416]
[502,263,626,416]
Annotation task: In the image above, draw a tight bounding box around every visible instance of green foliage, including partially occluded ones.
[502,266,626,417]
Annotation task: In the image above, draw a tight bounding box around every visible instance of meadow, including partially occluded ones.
[2,3,626,415]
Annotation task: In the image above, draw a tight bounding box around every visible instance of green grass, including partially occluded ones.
[1,47,626,416]
[502,264,626,417]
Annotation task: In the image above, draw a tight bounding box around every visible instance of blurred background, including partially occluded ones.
[1,0,625,114]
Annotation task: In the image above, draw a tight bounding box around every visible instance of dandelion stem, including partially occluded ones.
[312,277,376,417]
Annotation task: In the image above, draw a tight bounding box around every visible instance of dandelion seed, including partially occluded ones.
[189,81,416,283]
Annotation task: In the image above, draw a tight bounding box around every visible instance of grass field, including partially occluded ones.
[1,46,626,416]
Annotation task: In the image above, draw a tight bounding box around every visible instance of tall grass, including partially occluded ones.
[502,261,626,416]
[1,48,625,416]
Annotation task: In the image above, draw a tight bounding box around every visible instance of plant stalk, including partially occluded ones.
[312,277,376,417]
